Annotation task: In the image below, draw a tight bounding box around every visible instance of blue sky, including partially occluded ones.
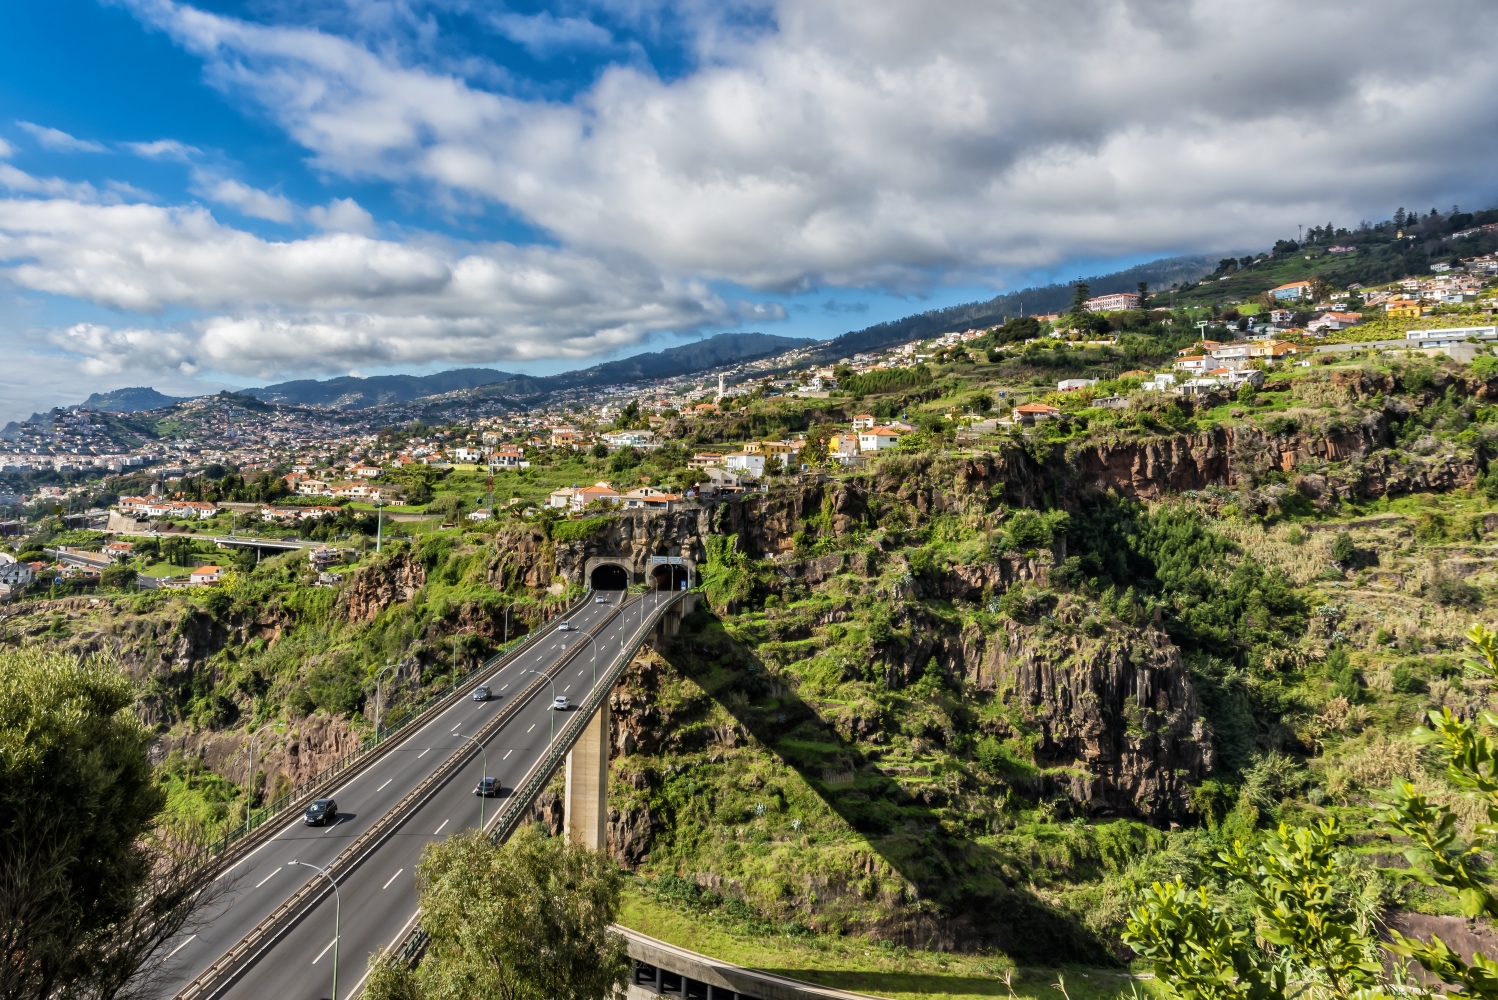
[1,0,1496,420]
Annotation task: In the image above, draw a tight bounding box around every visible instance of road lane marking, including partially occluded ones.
[451,723,461,732]
[254,868,281,888]
[434,819,449,834]
[526,724,535,733]
[312,938,336,964]
[377,779,392,791]
[503,749,514,759]
[417,747,430,758]
[165,934,196,959]
[382,868,404,890]
[563,685,571,693]
[323,816,345,833]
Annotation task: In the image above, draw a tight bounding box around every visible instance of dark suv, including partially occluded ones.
[304,798,338,826]
[475,777,499,797]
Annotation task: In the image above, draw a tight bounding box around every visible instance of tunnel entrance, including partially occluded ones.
[590,563,629,590]
[651,565,689,590]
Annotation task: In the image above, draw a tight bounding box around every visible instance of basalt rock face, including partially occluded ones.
[338,550,426,622]
[490,507,714,590]
[150,713,360,798]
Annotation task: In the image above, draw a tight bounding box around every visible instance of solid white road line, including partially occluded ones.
[312,937,336,964]
[346,910,423,1000]
[165,934,197,960]
[416,747,430,759]
[377,779,392,791]
[216,815,302,880]
[382,868,404,890]
[434,819,449,835]
[254,868,281,888]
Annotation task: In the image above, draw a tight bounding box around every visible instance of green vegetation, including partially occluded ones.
[364,827,627,1000]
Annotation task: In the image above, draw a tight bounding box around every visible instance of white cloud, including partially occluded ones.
[190,171,296,222]
[0,164,98,201]
[490,11,615,57]
[0,195,731,378]
[123,0,1498,292]
[124,138,201,160]
[307,196,376,234]
[0,138,12,159]
[16,121,107,153]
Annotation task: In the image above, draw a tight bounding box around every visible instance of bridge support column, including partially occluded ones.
[564,702,609,849]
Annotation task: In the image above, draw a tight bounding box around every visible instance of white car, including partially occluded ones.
[553,695,570,711]
[594,595,608,604]
[557,621,571,631]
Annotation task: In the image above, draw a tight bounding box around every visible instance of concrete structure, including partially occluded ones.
[1083,291,1139,312]
[621,926,885,1000]
[1271,280,1314,301]
[564,702,610,849]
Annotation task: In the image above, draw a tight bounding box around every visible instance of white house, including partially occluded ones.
[852,414,876,431]
[857,427,901,452]
[189,565,222,585]
[724,453,767,477]
[1057,378,1098,392]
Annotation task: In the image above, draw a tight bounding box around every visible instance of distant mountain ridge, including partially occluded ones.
[247,368,515,408]
[465,332,810,400]
[807,253,1226,362]
[83,387,187,413]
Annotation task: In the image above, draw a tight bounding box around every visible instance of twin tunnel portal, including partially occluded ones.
[589,560,690,591]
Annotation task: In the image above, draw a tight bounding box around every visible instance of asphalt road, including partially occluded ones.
[160,588,678,1000]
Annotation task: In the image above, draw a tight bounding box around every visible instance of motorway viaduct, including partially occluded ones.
[162,581,693,1000]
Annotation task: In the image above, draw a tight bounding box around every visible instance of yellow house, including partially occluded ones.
[1384,298,1427,318]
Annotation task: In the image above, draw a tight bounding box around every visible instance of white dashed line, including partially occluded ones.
[526,724,535,733]
[313,938,336,964]
[166,935,196,959]
[254,869,280,888]
[563,685,571,693]
[503,749,514,760]
[382,869,404,890]
[417,748,430,759]
[434,819,449,835]
[377,779,392,791]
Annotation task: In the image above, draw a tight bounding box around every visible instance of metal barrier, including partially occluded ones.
[196,589,593,873]
[386,589,688,971]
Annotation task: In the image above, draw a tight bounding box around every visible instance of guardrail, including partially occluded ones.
[386,589,689,972]
[194,589,593,873]
[175,594,614,1000]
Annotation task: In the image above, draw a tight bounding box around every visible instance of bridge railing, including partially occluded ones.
[389,589,689,969]
[196,588,593,864]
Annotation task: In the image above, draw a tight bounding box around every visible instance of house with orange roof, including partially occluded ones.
[1012,403,1060,424]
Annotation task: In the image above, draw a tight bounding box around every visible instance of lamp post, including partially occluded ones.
[244,722,285,834]
[454,732,489,829]
[373,661,398,739]
[289,860,340,1000]
[525,670,559,741]
[374,496,383,553]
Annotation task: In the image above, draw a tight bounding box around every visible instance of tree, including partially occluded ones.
[1124,819,1383,1000]
[1137,281,1149,308]
[0,648,215,1000]
[364,828,628,1000]
[1068,281,1091,318]
[1382,622,1498,998]
[429,495,465,524]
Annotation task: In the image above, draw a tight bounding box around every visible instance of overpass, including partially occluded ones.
[162,585,694,1000]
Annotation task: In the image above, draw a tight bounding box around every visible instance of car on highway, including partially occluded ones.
[475,776,500,797]
[594,594,608,604]
[472,685,490,702]
[557,620,571,631]
[553,695,570,710]
[304,798,338,826]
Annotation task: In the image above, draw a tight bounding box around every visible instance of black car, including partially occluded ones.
[472,685,490,702]
[304,798,338,826]
[475,777,499,797]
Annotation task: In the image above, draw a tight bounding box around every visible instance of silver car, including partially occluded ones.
[552,695,570,711]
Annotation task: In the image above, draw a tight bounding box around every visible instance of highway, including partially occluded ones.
[160,587,678,1000]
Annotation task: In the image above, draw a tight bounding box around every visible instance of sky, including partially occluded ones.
[1,0,1497,421]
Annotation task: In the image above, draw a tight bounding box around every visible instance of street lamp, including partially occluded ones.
[454,732,489,829]
[525,670,558,741]
[289,860,340,1000]
[244,722,285,834]
[374,496,383,553]
[372,662,398,739]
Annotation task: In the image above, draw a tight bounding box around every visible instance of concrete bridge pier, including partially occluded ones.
[564,701,610,849]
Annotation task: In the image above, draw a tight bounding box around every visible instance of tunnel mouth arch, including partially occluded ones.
[590,563,629,590]
[651,565,689,590]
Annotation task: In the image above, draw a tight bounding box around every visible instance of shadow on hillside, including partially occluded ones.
[761,970,1003,996]
[655,605,1115,965]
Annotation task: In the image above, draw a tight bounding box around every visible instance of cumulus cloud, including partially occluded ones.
[190,171,296,222]
[123,0,1498,291]
[0,195,730,377]
[17,121,107,153]
[124,138,201,160]
[307,196,376,234]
